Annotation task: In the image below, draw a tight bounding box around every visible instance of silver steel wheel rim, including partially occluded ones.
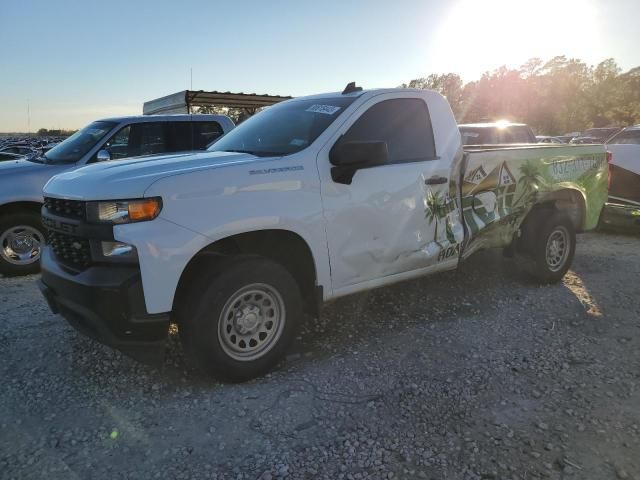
[218,283,286,361]
[545,226,569,272]
[0,225,43,266]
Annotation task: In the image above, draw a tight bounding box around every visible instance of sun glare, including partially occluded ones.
[432,0,601,79]
[563,271,603,317]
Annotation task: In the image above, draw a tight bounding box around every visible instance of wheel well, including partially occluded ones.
[513,190,585,254]
[0,201,43,219]
[529,189,586,232]
[173,229,320,320]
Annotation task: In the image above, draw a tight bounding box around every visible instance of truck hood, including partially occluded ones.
[0,158,74,206]
[43,151,267,200]
[0,158,52,176]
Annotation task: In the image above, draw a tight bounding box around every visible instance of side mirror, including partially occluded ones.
[329,140,388,184]
[96,149,111,162]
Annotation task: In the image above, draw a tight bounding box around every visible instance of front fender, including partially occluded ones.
[142,155,330,307]
[113,218,212,314]
[115,218,329,315]
[132,154,331,313]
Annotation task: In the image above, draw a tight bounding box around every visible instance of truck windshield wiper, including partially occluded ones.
[26,154,45,164]
[220,149,284,157]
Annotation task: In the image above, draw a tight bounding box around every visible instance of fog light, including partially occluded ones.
[101,241,136,257]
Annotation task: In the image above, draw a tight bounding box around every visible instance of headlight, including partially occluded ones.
[87,197,162,224]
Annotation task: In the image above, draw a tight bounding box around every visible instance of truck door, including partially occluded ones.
[317,94,461,295]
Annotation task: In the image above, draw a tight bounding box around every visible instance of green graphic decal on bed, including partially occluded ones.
[425,190,456,244]
[424,182,464,261]
[460,146,608,257]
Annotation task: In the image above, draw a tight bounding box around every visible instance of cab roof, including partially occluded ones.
[284,88,444,103]
[95,114,231,124]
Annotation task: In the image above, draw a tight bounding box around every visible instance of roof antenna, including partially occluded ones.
[342,82,362,95]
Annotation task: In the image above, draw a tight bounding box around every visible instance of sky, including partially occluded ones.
[1,0,639,132]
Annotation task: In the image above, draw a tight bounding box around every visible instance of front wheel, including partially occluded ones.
[179,256,302,382]
[516,211,576,284]
[0,212,46,276]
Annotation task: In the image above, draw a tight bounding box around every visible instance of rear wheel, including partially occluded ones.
[0,212,45,276]
[516,211,575,284]
[179,256,302,382]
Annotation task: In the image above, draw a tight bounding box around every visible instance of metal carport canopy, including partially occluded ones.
[143,90,292,115]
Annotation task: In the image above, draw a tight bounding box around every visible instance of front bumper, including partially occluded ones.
[599,202,640,231]
[38,247,170,364]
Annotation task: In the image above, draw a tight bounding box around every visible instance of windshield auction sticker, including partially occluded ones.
[306,104,341,115]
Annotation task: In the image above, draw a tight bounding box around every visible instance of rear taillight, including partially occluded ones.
[606,151,613,190]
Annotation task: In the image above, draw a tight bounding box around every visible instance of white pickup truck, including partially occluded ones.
[38,84,609,381]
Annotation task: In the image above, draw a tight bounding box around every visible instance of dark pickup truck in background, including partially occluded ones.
[459,122,537,145]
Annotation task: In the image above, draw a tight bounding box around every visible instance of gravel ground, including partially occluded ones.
[1,232,639,480]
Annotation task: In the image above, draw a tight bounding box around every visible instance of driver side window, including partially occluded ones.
[98,122,168,161]
[104,126,131,160]
[342,98,437,164]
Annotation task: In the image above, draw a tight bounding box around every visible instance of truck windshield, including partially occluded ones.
[44,121,115,163]
[208,97,357,156]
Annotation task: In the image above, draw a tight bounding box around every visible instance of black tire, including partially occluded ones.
[178,255,302,382]
[516,210,576,284]
[0,212,45,277]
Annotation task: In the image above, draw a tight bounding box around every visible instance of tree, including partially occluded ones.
[611,67,640,125]
[404,55,640,134]
[520,58,544,79]
[407,73,464,119]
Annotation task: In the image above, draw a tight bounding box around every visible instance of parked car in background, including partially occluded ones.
[599,125,640,229]
[40,143,59,153]
[570,127,621,144]
[38,86,608,381]
[536,136,564,144]
[556,135,576,143]
[0,152,26,162]
[459,122,536,145]
[0,114,234,276]
[0,136,67,156]
[0,145,38,156]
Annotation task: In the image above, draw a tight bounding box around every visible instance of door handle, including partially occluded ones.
[425,175,448,185]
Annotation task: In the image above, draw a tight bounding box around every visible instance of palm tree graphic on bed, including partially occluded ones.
[425,190,456,245]
[513,161,546,207]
